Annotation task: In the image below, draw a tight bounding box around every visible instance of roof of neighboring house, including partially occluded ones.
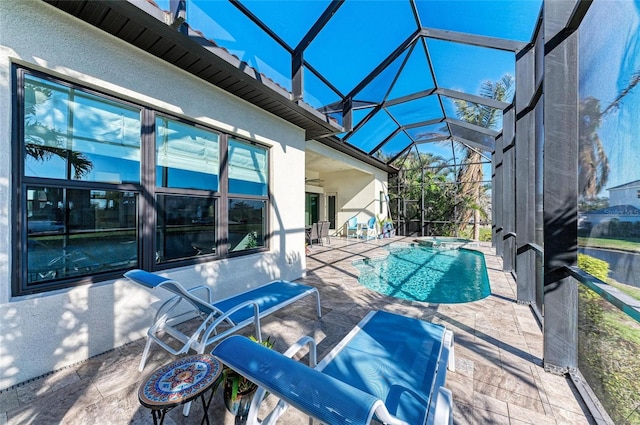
[608,180,640,191]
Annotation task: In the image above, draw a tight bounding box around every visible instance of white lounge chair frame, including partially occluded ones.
[213,310,454,425]
[123,269,322,372]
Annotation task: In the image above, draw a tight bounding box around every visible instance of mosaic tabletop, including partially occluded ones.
[138,354,221,409]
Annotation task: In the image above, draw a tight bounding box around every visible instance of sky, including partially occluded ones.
[154,0,542,166]
[579,0,640,199]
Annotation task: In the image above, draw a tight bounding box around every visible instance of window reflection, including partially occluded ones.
[228,139,268,196]
[577,3,640,420]
[578,1,640,289]
[156,117,219,191]
[24,75,141,183]
[228,199,266,252]
[156,195,217,262]
[27,187,138,284]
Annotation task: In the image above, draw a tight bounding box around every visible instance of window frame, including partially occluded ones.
[12,66,271,296]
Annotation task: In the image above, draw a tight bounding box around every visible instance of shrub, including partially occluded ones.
[577,253,609,282]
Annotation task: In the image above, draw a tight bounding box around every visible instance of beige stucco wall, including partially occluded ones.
[0,1,308,389]
[306,140,389,235]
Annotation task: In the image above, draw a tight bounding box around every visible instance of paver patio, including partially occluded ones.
[0,237,594,424]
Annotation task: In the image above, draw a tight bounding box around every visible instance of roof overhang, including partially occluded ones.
[43,0,349,143]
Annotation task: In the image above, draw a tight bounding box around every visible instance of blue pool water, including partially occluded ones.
[352,244,490,303]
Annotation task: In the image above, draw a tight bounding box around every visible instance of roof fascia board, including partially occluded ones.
[436,88,510,110]
[420,27,527,52]
[61,0,343,138]
[319,137,398,173]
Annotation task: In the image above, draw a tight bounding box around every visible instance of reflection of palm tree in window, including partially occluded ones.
[578,97,609,200]
[579,69,639,200]
[24,83,92,179]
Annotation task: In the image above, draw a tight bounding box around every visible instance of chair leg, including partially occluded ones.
[138,337,154,372]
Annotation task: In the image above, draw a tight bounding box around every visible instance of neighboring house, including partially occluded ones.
[608,180,640,209]
[579,181,640,230]
[0,1,389,390]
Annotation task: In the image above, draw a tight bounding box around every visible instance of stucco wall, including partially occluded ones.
[0,1,307,389]
[306,141,388,234]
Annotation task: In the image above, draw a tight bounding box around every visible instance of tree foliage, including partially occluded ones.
[24,83,93,179]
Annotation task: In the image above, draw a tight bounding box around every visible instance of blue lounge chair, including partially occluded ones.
[123,269,322,372]
[212,310,454,425]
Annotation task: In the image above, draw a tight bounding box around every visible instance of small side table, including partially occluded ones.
[138,354,222,425]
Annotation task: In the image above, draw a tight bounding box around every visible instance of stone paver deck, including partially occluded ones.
[0,237,594,424]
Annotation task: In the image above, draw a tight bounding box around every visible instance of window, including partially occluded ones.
[156,117,219,191]
[155,117,220,263]
[156,194,217,262]
[19,72,141,293]
[228,139,269,252]
[14,68,270,295]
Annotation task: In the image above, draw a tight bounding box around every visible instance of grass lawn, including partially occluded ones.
[579,236,640,253]
[607,279,640,301]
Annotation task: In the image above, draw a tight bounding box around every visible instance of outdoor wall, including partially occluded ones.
[609,183,640,208]
[0,1,307,390]
[306,141,388,235]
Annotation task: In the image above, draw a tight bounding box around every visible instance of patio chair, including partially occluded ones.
[212,310,454,425]
[123,269,322,372]
[309,222,319,246]
[364,216,377,240]
[318,220,331,245]
[346,216,359,239]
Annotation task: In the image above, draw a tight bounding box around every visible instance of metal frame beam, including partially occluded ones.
[420,27,528,52]
[543,0,582,374]
[451,135,494,152]
[383,88,437,107]
[436,87,510,110]
[445,117,500,137]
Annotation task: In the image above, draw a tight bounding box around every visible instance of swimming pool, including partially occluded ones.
[352,244,490,303]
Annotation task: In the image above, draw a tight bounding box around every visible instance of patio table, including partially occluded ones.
[138,353,221,425]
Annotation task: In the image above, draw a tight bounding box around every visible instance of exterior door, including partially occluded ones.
[305,193,319,226]
[327,194,336,229]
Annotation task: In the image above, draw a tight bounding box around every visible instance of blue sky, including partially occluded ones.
[579,0,640,198]
[154,0,542,166]
[156,0,540,98]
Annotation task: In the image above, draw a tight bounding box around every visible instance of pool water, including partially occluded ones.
[352,244,490,303]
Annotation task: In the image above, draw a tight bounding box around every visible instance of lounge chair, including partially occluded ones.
[212,310,454,425]
[123,269,322,372]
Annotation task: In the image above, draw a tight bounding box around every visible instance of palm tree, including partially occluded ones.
[24,83,92,179]
[578,97,609,200]
[577,68,640,203]
[453,74,514,239]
